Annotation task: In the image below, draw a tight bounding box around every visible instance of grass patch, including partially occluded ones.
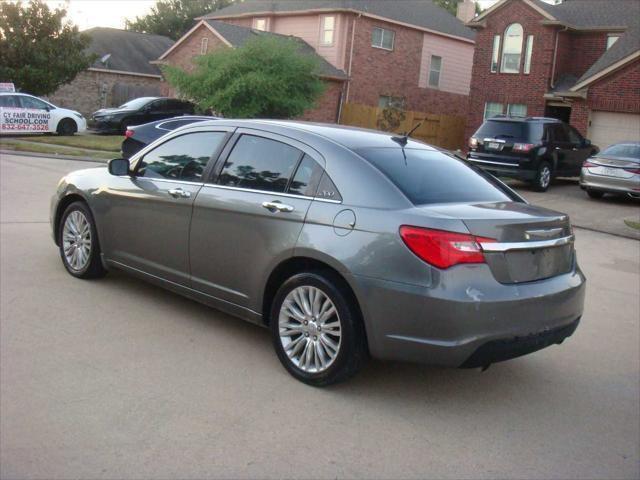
[624,219,640,231]
[0,139,113,160]
[13,134,122,152]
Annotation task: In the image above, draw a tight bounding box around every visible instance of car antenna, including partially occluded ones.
[391,121,422,147]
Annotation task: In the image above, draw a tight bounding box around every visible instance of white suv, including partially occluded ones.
[0,92,87,135]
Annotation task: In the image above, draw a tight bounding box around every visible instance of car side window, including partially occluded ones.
[217,135,302,193]
[19,96,48,110]
[566,126,582,144]
[147,100,165,112]
[138,131,227,182]
[0,95,20,107]
[551,124,568,143]
[288,155,324,197]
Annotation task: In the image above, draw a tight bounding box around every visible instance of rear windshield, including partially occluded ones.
[601,143,640,160]
[474,120,543,141]
[356,148,513,205]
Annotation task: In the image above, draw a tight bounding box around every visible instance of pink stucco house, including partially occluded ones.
[155,0,477,122]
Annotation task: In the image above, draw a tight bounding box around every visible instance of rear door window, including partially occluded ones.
[0,95,20,107]
[288,155,324,197]
[217,135,302,193]
[138,131,227,181]
[550,124,568,142]
[356,148,513,205]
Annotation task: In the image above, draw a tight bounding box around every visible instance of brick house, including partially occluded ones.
[155,0,476,123]
[48,28,174,117]
[465,0,640,148]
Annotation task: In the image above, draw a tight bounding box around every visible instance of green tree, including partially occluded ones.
[125,0,232,40]
[433,0,482,16]
[164,36,326,119]
[0,0,94,96]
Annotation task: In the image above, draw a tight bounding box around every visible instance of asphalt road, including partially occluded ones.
[1,153,639,480]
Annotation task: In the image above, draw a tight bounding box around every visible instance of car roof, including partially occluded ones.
[185,119,438,151]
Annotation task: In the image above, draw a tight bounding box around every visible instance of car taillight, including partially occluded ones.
[513,143,535,152]
[125,129,134,138]
[469,137,478,149]
[623,167,640,174]
[399,226,496,269]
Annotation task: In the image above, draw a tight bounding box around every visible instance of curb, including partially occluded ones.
[0,149,107,164]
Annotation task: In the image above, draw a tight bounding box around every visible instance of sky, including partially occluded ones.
[44,0,554,31]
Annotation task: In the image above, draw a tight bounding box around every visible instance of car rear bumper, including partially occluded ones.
[580,168,640,195]
[467,155,536,181]
[348,262,586,368]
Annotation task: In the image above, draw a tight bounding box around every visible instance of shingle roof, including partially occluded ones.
[84,27,174,76]
[203,0,475,41]
[535,0,639,29]
[205,20,348,79]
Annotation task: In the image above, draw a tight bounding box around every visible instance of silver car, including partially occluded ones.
[580,141,640,199]
[51,120,586,385]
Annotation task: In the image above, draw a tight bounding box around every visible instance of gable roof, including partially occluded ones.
[84,27,174,77]
[157,20,348,80]
[201,0,475,42]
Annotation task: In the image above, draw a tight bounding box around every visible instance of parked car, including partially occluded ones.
[580,141,640,199]
[121,116,217,159]
[91,97,195,134]
[0,92,86,135]
[51,120,585,386]
[467,116,598,191]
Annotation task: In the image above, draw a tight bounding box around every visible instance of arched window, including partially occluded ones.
[501,23,524,73]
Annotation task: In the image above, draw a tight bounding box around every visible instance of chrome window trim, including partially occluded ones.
[114,175,204,186]
[202,183,342,204]
[481,235,574,252]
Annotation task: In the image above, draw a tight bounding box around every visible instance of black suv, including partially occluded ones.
[467,116,598,191]
[91,97,195,134]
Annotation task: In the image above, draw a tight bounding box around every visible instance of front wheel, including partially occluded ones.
[270,272,367,386]
[532,161,552,192]
[57,118,77,136]
[58,201,107,279]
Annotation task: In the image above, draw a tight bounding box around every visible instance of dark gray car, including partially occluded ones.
[50,120,586,385]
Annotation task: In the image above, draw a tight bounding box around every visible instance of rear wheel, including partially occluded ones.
[532,161,552,192]
[57,118,77,136]
[587,189,604,199]
[58,201,107,279]
[270,271,367,386]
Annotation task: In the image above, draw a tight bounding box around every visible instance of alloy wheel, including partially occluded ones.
[62,210,92,271]
[540,166,551,189]
[278,286,342,373]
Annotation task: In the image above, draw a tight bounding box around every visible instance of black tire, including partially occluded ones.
[58,201,107,279]
[532,161,552,192]
[586,189,604,199]
[270,271,368,386]
[56,118,77,136]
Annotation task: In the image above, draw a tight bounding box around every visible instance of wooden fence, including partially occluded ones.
[339,103,467,151]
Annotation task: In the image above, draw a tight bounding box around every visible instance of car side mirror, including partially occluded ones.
[108,158,130,176]
[583,139,591,147]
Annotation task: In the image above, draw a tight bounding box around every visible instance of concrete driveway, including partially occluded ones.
[1,153,639,480]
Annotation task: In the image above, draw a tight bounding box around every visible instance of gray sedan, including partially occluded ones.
[50,120,586,385]
[580,141,640,199]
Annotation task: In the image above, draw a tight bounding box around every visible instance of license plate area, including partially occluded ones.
[505,245,573,283]
[487,142,503,151]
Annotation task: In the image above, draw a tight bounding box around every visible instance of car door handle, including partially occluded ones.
[168,188,191,199]
[262,200,294,213]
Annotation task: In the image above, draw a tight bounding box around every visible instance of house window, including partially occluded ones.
[372,27,395,50]
[254,18,267,31]
[428,55,442,88]
[501,23,524,73]
[484,102,504,120]
[523,35,534,74]
[200,37,209,55]
[378,95,405,109]
[491,35,501,73]
[607,35,620,50]
[507,103,527,117]
[320,15,336,46]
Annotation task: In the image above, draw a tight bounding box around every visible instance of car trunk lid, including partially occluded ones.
[423,201,574,284]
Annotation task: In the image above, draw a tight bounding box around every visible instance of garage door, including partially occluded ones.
[588,111,640,149]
